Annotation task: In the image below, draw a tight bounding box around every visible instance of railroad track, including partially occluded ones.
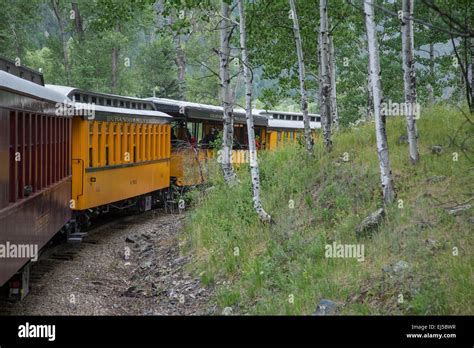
[6,208,170,301]
[0,206,213,316]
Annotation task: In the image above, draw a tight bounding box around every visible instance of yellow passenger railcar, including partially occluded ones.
[47,86,172,226]
[260,110,320,150]
[147,98,269,187]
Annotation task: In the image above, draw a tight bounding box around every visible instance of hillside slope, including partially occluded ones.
[182,105,473,315]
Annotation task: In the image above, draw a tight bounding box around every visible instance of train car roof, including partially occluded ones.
[0,56,45,85]
[72,102,172,118]
[146,97,268,126]
[257,110,321,129]
[46,85,172,119]
[0,71,70,104]
[267,118,320,130]
[262,109,320,116]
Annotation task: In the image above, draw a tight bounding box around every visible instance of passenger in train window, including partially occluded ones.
[255,135,261,150]
[202,128,217,149]
[233,137,243,150]
[190,136,196,148]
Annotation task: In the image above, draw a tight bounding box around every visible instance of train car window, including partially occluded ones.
[286,115,291,120]
[89,148,93,168]
[98,133,102,165]
[132,102,136,109]
[126,101,130,108]
[197,123,203,142]
[92,97,96,104]
[292,116,297,120]
[106,99,111,106]
[120,101,124,107]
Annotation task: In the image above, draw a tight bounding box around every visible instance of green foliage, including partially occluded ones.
[183,106,473,314]
[1,0,469,115]
[135,36,180,98]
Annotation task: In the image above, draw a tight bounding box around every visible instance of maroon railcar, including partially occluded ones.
[0,66,72,299]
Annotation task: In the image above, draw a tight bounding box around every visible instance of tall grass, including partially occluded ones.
[182,105,473,315]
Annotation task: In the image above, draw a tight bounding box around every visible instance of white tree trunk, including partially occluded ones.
[364,14,374,121]
[427,42,435,105]
[328,31,339,129]
[219,1,237,184]
[319,0,332,151]
[401,0,419,164]
[237,0,271,223]
[366,69,374,120]
[364,0,396,203]
[470,37,473,114]
[289,0,314,155]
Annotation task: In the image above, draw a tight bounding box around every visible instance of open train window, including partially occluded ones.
[299,116,303,121]
[132,102,136,109]
[286,115,291,120]
[120,100,124,107]
[292,115,297,120]
[106,99,111,106]
[92,97,96,104]
[310,117,315,122]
